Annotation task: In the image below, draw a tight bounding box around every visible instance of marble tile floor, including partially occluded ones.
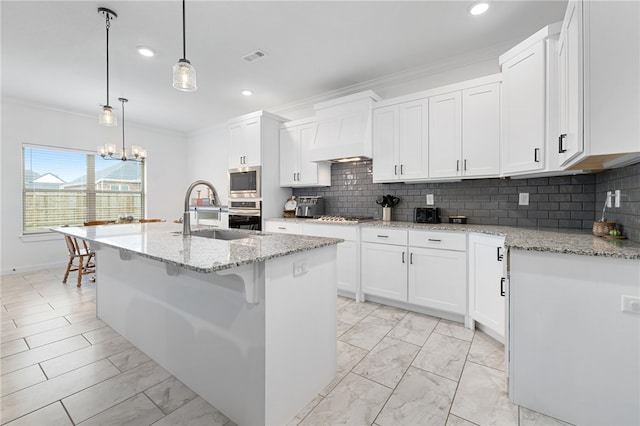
[0,269,571,426]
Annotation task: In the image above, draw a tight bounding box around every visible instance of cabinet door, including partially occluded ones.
[429,92,462,178]
[372,105,399,182]
[279,127,298,186]
[558,0,583,166]
[501,41,546,174]
[242,119,261,167]
[468,234,505,339]
[337,241,358,293]
[264,221,302,234]
[229,119,261,168]
[408,247,466,314]
[398,99,429,180]
[297,123,321,186]
[361,242,407,301]
[462,83,501,177]
[228,122,246,169]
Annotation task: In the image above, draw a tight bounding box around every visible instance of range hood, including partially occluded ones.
[308,90,382,162]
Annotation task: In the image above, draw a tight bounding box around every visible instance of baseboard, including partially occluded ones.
[1,261,67,276]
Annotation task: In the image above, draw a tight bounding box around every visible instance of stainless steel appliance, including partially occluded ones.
[414,207,440,223]
[228,200,261,230]
[228,166,261,199]
[295,196,325,218]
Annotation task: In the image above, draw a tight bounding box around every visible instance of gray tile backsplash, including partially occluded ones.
[292,160,640,241]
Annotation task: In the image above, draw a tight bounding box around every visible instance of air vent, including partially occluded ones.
[242,50,267,63]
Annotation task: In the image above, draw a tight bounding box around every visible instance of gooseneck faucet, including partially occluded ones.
[183,180,221,236]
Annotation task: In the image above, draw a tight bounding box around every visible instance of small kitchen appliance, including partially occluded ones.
[414,207,440,224]
[228,165,261,199]
[295,196,325,218]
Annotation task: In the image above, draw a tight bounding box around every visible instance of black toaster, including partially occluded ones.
[414,207,440,224]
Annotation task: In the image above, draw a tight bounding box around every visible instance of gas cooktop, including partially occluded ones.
[316,215,375,223]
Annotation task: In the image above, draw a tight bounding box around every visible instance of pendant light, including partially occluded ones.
[98,7,118,126]
[98,98,146,162]
[173,0,197,91]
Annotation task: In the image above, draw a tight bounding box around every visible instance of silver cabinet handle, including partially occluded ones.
[278,227,286,230]
[428,238,442,242]
[377,235,389,238]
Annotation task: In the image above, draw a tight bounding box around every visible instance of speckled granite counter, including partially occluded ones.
[53,223,342,273]
[265,218,640,259]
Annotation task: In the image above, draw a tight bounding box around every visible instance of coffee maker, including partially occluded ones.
[295,196,325,218]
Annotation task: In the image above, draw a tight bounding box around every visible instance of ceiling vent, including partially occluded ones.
[242,50,267,63]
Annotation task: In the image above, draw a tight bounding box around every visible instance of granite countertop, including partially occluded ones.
[53,223,342,273]
[265,218,640,259]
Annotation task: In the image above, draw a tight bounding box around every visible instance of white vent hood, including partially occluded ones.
[308,90,382,162]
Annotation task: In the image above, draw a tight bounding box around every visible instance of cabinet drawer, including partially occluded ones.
[264,221,303,234]
[409,230,466,251]
[361,227,407,245]
[303,223,358,241]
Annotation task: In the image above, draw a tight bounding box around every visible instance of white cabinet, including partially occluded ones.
[229,117,261,168]
[468,233,506,340]
[428,92,462,178]
[264,221,303,234]
[407,230,467,314]
[558,0,640,170]
[499,24,561,176]
[462,83,501,177]
[361,241,408,302]
[279,119,331,187]
[303,223,359,295]
[372,99,429,182]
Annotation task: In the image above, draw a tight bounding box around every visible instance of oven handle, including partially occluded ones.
[228,209,261,217]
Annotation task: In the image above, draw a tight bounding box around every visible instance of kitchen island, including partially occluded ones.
[54,223,343,426]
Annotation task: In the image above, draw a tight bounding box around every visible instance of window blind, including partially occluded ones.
[23,146,145,233]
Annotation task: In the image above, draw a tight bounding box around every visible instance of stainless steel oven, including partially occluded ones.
[228,166,261,199]
[228,200,261,230]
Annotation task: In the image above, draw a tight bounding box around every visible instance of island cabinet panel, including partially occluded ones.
[509,250,640,426]
[96,244,338,426]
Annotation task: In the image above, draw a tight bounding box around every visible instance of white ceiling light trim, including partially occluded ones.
[241,90,253,96]
[469,2,490,15]
[137,46,155,57]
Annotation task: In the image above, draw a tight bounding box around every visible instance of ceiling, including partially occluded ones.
[1,1,568,134]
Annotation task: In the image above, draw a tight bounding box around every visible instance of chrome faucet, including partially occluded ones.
[183,180,221,236]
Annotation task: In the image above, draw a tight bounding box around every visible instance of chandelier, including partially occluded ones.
[173,0,197,91]
[98,98,146,162]
[98,7,118,126]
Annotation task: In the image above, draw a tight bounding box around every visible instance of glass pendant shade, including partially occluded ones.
[173,59,197,91]
[99,105,117,126]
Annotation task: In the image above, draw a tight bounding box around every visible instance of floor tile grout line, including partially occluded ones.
[444,328,476,426]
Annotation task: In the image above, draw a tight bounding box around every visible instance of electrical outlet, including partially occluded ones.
[621,295,640,314]
[518,193,529,206]
[293,260,308,276]
[607,191,613,208]
[615,189,621,207]
[426,194,434,205]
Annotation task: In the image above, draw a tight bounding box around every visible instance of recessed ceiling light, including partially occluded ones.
[241,90,253,96]
[469,2,490,15]
[137,46,155,57]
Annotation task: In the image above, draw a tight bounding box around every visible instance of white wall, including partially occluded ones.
[1,98,188,274]
[186,124,230,206]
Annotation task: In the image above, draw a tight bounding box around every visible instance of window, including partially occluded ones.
[23,145,145,233]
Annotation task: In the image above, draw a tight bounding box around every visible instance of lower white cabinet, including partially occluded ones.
[468,233,506,340]
[264,221,303,234]
[361,242,408,301]
[408,247,466,314]
[361,228,467,316]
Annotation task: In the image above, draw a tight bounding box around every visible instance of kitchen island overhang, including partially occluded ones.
[54,223,343,426]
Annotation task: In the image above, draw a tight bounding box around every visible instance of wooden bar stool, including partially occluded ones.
[83,220,115,226]
[139,219,165,223]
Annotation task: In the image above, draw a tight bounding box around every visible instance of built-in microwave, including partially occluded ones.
[228,166,261,198]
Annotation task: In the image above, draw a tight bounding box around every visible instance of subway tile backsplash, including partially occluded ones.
[292,160,640,241]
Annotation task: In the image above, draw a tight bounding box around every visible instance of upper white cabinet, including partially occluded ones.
[428,91,461,178]
[308,90,382,162]
[280,119,331,187]
[558,0,640,170]
[499,23,561,176]
[229,117,261,168]
[468,233,506,341]
[372,99,429,182]
[462,83,501,177]
[228,111,287,169]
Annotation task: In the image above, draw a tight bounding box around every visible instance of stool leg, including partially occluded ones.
[77,256,83,288]
[63,256,73,284]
